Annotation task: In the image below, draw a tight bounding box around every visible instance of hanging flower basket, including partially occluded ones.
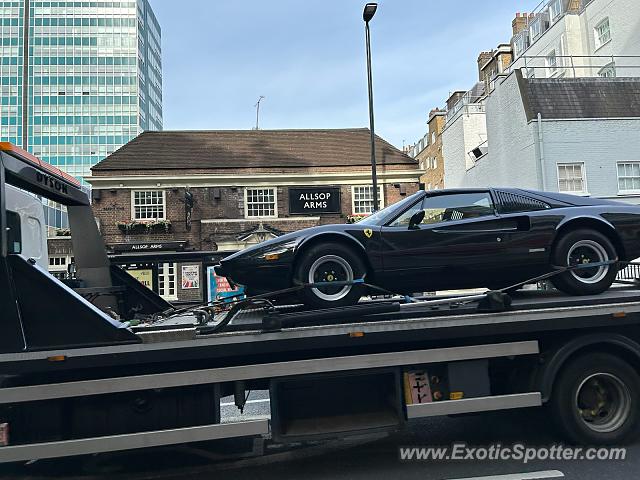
[346,214,369,224]
[117,220,172,234]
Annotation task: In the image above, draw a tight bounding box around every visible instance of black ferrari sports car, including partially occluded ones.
[217,188,640,308]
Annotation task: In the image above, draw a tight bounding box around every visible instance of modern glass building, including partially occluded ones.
[0,0,162,230]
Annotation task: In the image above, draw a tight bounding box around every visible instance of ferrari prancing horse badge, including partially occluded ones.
[364,228,373,238]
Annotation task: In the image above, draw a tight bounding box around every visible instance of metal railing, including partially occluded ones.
[445,95,485,124]
[505,55,640,80]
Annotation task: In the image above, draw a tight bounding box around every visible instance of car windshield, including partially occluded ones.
[357,192,424,226]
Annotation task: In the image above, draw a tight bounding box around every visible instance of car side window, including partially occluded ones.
[421,192,495,225]
[388,200,425,227]
[6,211,22,254]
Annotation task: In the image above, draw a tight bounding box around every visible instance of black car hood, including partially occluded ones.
[221,223,360,262]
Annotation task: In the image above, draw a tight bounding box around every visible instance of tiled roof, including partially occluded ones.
[519,74,640,121]
[92,128,416,171]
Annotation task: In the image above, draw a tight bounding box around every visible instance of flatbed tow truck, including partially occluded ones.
[2,143,640,465]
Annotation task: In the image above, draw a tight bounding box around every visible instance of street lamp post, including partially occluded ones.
[363,3,379,212]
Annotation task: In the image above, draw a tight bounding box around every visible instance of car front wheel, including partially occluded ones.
[294,242,367,309]
[550,228,618,296]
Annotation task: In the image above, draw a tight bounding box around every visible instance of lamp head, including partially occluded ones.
[363,3,377,22]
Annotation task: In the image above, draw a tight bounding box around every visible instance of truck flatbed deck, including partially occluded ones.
[2,287,640,377]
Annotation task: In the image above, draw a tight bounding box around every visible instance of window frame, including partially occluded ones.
[158,262,178,301]
[617,162,640,195]
[6,210,21,254]
[530,17,542,41]
[546,49,558,77]
[244,187,278,219]
[386,191,497,228]
[594,17,611,50]
[351,185,385,215]
[131,189,166,221]
[548,0,563,22]
[598,62,616,78]
[557,162,588,195]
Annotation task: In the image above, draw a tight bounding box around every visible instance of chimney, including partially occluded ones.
[477,51,494,79]
[512,12,533,36]
[567,0,582,12]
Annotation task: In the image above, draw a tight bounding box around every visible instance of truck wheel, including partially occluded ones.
[550,352,640,445]
[550,229,618,295]
[294,242,366,308]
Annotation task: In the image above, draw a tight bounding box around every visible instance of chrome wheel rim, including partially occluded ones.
[567,240,609,284]
[575,373,632,433]
[308,255,354,302]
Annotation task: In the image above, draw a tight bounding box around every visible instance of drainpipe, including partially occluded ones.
[537,112,547,190]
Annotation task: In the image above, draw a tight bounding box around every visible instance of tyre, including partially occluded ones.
[293,242,367,308]
[550,228,618,295]
[550,352,640,445]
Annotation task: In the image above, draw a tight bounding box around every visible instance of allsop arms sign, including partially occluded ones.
[289,187,341,215]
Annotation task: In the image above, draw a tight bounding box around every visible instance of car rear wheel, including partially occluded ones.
[294,242,367,308]
[550,228,618,296]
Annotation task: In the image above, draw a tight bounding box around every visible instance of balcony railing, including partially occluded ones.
[445,94,485,124]
[504,55,640,80]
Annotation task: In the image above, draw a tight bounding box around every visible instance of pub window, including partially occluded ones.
[158,262,178,301]
[245,187,277,218]
[352,185,384,215]
[132,190,165,220]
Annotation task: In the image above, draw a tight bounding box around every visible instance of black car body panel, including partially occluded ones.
[218,188,640,295]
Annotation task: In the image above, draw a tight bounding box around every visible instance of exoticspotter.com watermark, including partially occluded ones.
[399,443,627,464]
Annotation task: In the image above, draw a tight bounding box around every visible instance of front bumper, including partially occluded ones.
[217,258,293,293]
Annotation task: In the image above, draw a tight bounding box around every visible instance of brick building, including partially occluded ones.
[413,109,446,191]
[82,128,420,303]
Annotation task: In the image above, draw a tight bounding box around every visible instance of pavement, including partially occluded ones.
[3,390,639,480]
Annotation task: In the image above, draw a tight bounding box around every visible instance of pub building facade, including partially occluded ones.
[79,128,421,304]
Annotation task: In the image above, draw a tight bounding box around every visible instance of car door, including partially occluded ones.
[379,190,524,291]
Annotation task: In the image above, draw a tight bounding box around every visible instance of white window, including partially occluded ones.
[617,162,640,193]
[158,262,178,301]
[594,18,611,49]
[432,157,438,169]
[599,62,616,78]
[530,18,542,41]
[132,190,165,220]
[546,50,558,76]
[245,187,277,218]
[557,163,587,194]
[549,0,562,21]
[352,185,384,215]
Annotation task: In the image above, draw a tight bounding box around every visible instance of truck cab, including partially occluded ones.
[5,184,48,271]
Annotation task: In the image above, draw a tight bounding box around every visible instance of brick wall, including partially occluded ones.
[93,182,421,250]
[418,114,446,190]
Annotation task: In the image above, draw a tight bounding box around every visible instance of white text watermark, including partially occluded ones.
[399,443,627,464]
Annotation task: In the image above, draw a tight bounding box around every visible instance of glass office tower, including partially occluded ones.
[0,0,162,230]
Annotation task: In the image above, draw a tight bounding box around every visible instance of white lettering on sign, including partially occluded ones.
[304,201,328,209]
[298,192,331,201]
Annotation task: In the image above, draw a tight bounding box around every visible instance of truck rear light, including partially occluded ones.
[0,423,8,447]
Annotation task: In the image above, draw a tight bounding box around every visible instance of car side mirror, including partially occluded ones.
[408,210,425,230]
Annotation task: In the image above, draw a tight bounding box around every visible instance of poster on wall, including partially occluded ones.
[181,265,200,289]
[207,266,245,303]
[127,269,153,289]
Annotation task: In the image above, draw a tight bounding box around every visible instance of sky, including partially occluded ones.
[150,0,540,149]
